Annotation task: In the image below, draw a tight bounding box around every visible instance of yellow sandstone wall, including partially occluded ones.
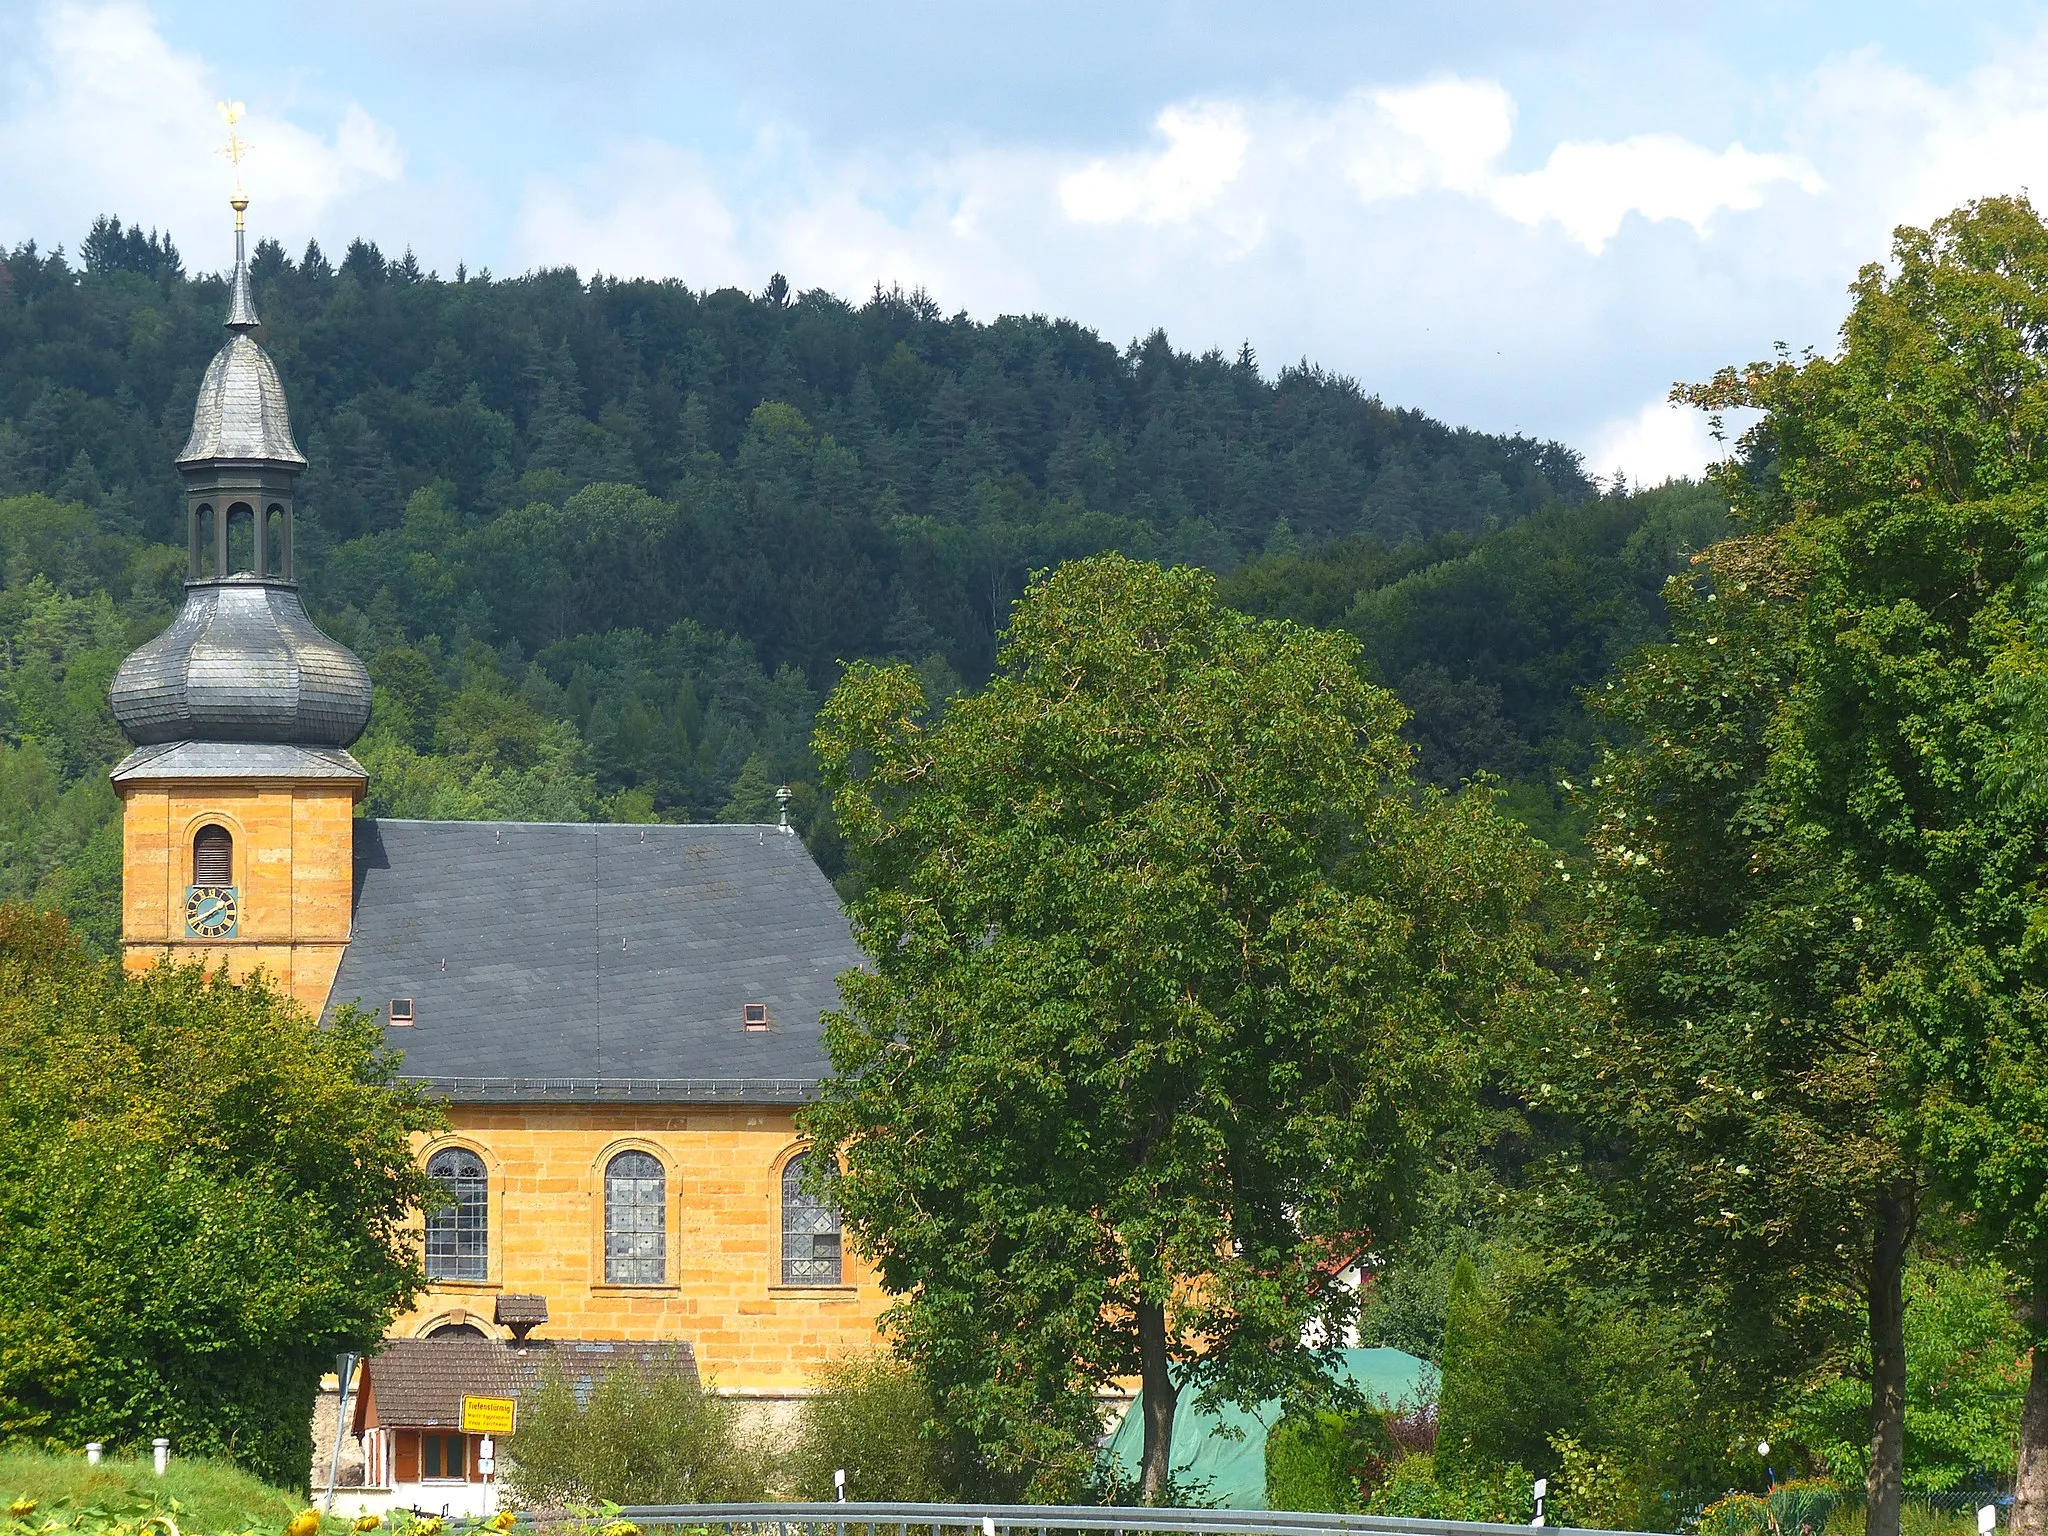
[391,1104,888,1393]
[117,779,359,1014]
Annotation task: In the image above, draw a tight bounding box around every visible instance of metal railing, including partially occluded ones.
[614,1502,1659,1536]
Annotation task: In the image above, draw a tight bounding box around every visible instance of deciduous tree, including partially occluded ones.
[1641,193,2048,1536]
[803,554,1545,1499]
[0,908,441,1488]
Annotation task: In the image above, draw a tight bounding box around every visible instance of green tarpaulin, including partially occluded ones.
[1101,1346,1431,1510]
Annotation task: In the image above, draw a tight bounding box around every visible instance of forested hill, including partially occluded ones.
[0,227,1587,681]
[0,221,1717,952]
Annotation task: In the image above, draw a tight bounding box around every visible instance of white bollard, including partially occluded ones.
[152,1438,169,1476]
[85,1444,102,1466]
[982,1520,996,1536]
[834,1469,846,1503]
[1980,1508,1997,1536]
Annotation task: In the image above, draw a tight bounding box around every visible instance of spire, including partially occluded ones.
[110,156,369,751]
[224,194,259,330]
[177,194,302,467]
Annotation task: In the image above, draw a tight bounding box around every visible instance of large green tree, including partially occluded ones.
[802,554,1545,1500]
[0,908,441,1488]
[1561,533,1920,1526]
[1660,194,2048,1536]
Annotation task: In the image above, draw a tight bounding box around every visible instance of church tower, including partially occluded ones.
[107,194,373,1012]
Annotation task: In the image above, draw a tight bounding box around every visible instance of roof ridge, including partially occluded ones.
[363,817,794,831]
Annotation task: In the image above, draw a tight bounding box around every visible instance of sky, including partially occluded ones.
[4,1,2048,484]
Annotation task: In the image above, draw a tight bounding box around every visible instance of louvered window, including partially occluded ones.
[425,1148,487,1281]
[193,825,232,885]
[605,1150,666,1284]
[782,1154,843,1284]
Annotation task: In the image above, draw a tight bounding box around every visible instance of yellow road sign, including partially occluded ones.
[461,1396,515,1434]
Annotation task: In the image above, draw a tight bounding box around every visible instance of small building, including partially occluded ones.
[345,1335,697,1517]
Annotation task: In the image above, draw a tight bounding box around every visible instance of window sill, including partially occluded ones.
[768,1284,859,1297]
[589,1282,679,1295]
[423,1278,501,1292]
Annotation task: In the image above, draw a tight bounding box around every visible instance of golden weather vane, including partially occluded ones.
[215,99,251,225]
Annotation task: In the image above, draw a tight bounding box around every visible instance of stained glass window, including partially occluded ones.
[605,1150,667,1284]
[782,1153,842,1284]
[425,1148,487,1281]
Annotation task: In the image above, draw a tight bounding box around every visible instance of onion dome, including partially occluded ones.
[108,198,370,750]
[110,583,371,746]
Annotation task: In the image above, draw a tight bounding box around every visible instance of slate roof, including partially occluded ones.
[179,332,306,466]
[110,740,366,785]
[108,580,374,747]
[354,1337,697,1432]
[325,820,864,1102]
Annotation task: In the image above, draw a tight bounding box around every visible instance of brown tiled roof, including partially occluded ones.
[355,1338,697,1432]
[495,1295,549,1326]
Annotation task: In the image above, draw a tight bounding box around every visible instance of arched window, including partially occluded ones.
[604,1150,666,1284]
[191,504,215,579]
[193,825,232,886]
[782,1153,842,1284]
[425,1148,487,1281]
[426,1322,486,1340]
[264,504,289,579]
[226,502,256,575]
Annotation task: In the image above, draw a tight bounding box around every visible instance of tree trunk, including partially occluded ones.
[2012,1274,2048,1536]
[1137,1298,1175,1506]
[1866,1187,1913,1536]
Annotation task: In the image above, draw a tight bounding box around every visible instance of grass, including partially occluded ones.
[1823,1500,1993,1536]
[0,1447,305,1532]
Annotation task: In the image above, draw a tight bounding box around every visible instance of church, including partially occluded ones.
[104,199,887,1504]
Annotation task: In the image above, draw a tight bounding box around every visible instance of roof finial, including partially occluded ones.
[777,784,792,832]
[216,100,260,331]
[217,100,250,205]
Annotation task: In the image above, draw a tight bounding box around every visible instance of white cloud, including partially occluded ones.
[1046,75,1821,261]
[1582,398,1735,488]
[0,2,403,265]
[1347,78,1514,200]
[1059,103,1248,225]
[516,140,741,282]
[1492,137,1822,254]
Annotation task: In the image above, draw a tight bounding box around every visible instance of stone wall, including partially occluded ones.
[390,1103,889,1392]
[118,779,358,1012]
[310,1375,370,1491]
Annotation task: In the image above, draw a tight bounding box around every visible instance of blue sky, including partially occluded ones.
[4,1,2047,480]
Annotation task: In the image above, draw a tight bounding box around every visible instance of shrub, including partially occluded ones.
[781,1354,957,1502]
[1264,1409,1396,1513]
[1364,1451,1535,1523]
[1549,1434,1646,1531]
[505,1353,766,1506]
[1699,1492,1777,1536]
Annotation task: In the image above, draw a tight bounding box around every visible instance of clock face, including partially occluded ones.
[185,884,238,939]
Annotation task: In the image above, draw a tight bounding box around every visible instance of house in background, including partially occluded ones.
[341,1333,698,1517]
[104,197,888,1486]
